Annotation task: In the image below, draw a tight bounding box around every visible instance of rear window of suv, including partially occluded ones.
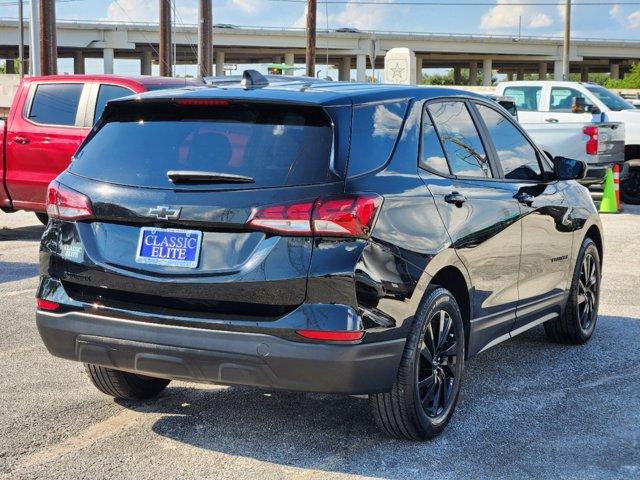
[70,102,337,190]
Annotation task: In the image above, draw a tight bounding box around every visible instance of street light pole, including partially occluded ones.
[18,0,24,76]
[562,0,571,80]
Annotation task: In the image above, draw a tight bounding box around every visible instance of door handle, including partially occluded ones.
[13,136,30,145]
[515,192,535,206]
[444,191,467,207]
[544,118,559,123]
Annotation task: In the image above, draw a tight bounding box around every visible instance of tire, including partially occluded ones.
[620,162,640,205]
[544,237,601,345]
[370,286,465,440]
[85,364,170,400]
[35,212,48,225]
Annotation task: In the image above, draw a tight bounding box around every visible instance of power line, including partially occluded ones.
[268,0,640,5]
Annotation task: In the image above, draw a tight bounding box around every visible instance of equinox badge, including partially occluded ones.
[148,206,181,220]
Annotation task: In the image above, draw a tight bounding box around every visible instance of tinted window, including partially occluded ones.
[503,86,541,111]
[348,101,408,177]
[477,104,543,181]
[420,110,449,175]
[70,103,336,190]
[94,84,134,124]
[427,101,492,178]
[550,87,593,112]
[28,83,83,126]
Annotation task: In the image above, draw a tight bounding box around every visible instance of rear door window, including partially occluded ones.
[70,102,337,190]
[347,100,408,177]
[476,104,545,181]
[427,101,492,179]
[503,86,542,112]
[419,110,450,175]
[27,83,84,126]
[93,84,135,124]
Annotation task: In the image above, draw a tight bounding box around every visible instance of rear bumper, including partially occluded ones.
[36,310,405,394]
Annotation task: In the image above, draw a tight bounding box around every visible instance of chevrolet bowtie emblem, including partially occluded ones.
[148,206,181,220]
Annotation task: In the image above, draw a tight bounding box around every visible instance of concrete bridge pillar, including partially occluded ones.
[416,56,423,85]
[356,54,366,82]
[284,52,295,75]
[554,60,563,80]
[73,50,84,74]
[610,63,620,80]
[339,56,351,81]
[517,67,525,80]
[469,62,478,86]
[581,66,589,82]
[482,58,492,86]
[141,50,152,75]
[103,48,114,74]
[453,66,462,85]
[215,51,225,76]
[538,62,547,80]
[5,59,15,74]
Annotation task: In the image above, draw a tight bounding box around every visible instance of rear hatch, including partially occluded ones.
[59,97,345,319]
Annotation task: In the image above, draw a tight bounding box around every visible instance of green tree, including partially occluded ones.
[606,63,640,89]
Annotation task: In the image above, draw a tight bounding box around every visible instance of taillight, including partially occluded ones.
[246,194,382,238]
[46,181,93,221]
[175,99,230,107]
[296,330,365,341]
[584,126,598,155]
[36,298,60,311]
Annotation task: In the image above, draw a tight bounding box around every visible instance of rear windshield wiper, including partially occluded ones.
[167,170,255,184]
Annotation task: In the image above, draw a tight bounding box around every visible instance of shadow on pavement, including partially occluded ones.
[0,225,45,242]
[0,261,39,283]
[113,317,639,479]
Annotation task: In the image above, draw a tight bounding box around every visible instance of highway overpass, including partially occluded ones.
[0,19,639,84]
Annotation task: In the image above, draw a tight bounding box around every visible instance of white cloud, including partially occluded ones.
[629,11,640,29]
[294,0,395,30]
[232,0,266,15]
[529,13,552,29]
[105,0,196,23]
[480,0,555,31]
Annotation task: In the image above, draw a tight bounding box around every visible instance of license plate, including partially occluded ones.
[135,227,202,269]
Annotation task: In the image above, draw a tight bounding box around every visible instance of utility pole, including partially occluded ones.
[39,0,57,75]
[18,0,25,76]
[562,0,571,80]
[305,0,316,77]
[29,0,40,75]
[197,0,213,78]
[159,0,172,77]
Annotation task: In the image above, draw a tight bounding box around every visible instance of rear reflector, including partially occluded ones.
[36,298,60,311]
[583,126,599,155]
[46,181,93,221]
[247,194,382,238]
[296,330,365,341]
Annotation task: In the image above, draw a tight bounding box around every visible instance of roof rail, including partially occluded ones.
[241,69,269,89]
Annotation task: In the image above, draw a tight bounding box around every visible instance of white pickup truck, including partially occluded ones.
[496,81,639,203]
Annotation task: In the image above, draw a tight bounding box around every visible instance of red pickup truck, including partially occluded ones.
[0,74,199,224]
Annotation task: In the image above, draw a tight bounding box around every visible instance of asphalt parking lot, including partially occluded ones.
[0,208,638,480]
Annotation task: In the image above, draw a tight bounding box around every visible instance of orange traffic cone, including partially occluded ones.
[613,163,622,211]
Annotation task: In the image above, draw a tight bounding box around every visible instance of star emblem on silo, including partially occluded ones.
[391,62,405,79]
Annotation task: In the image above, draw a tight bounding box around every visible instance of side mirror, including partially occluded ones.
[554,156,587,181]
[572,96,586,114]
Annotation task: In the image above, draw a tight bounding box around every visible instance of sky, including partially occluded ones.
[3,0,640,75]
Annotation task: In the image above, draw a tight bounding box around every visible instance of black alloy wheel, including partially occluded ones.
[578,251,598,331]
[621,164,640,205]
[418,310,459,419]
[370,286,465,440]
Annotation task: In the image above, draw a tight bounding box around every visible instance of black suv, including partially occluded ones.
[36,75,602,440]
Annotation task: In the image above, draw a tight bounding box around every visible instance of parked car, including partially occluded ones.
[36,73,603,440]
[0,74,201,224]
[496,81,640,203]
[485,94,625,184]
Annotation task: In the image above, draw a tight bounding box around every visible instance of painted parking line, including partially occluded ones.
[1,287,36,298]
